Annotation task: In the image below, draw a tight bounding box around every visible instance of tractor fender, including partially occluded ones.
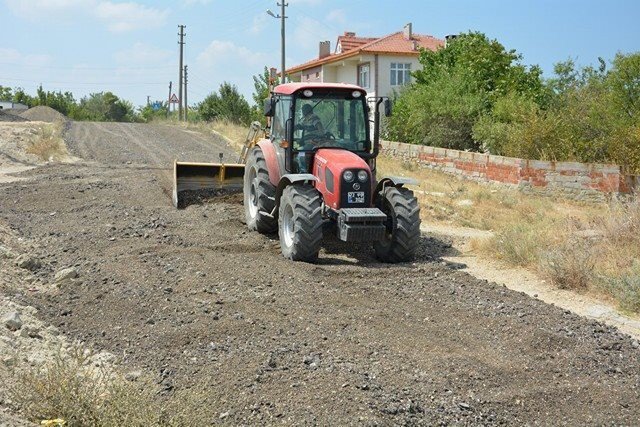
[274,174,318,213]
[256,140,281,186]
[374,176,418,201]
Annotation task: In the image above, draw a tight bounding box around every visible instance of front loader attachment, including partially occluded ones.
[172,160,244,208]
[172,121,265,208]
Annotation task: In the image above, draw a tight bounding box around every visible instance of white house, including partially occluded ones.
[0,101,28,110]
[286,23,445,99]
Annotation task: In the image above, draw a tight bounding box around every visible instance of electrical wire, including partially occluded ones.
[0,77,167,86]
[0,62,174,71]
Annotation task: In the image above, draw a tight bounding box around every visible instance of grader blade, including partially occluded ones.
[172,160,244,208]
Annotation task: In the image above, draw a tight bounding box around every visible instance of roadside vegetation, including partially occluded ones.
[388,32,640,173]
[377,155,640,313]
[25,120,68,161]
[2,75,262,127]
[5,347,213,426]
[0,85,137,123]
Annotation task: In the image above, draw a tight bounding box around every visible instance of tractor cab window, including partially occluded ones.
[271,96,291,146]
[292,92,369,154]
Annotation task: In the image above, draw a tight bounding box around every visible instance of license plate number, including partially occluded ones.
[348,191,365,203]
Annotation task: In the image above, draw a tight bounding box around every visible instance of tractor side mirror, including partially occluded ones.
[384,99,392,117]
[264,97,275,117]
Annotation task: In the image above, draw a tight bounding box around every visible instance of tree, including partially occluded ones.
[388,32,547,150]
[0,86,12,101]
[251,67,271,123]
[12,88,36,107]
[473,52,640,172]
[139,101,169,122]
[72,92,136,122]
[198,82,252,125]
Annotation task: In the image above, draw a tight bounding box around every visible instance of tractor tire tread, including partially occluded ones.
[279,185,323,262]
[374,186,421,263]
[244,148,277,233]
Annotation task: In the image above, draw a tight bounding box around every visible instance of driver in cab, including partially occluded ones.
[296,104,324,143]
[294,103,326,172]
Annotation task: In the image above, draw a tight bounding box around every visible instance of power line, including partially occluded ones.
[0,62,174,71]
[188,72,212,86]
[0,77,166,86]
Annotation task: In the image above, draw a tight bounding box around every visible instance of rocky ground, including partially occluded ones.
[0,121,639,425]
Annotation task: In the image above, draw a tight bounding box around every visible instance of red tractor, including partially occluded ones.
[244,82,421,263]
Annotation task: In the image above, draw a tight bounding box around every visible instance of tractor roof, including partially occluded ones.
[273,82,365,95]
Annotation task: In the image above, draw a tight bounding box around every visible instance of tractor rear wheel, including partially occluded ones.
[244,148,277,233]
[278,185,323,262]
[373,186,421,263]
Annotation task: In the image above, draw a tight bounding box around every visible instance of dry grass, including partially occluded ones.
[156,116,250,155]
[206,119,250,152]
[377,155,640,312]
[6,346,214,426]
[26,120,68,161]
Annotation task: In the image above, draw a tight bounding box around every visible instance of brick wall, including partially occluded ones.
[381,141,638,201]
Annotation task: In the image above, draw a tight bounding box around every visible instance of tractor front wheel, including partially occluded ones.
[244,148,277,234]
[373,186,421,263]
[278,185,323,262]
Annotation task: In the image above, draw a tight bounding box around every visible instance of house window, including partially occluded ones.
[358,63,370,88]
[390,62,412,86]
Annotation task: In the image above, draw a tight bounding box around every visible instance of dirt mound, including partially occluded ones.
[19,106,67,123]
[0,110,29,122]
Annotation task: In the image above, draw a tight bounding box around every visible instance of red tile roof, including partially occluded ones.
[287,31,444,75]
[336,34,377,53]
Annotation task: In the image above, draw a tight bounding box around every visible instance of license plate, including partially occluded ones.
[348,191,365,203]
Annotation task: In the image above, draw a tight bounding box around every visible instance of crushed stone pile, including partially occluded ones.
[19,106,67,123]
[0,110,29,122]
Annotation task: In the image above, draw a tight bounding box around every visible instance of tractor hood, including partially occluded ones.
[313,149,373,211]
[314,149,370,173]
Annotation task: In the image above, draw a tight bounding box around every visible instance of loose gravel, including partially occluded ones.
[0,121,638,425]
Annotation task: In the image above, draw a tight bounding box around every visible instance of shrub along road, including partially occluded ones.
[1,121,639,424]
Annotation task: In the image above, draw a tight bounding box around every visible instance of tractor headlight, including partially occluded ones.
[343,170,354,182]
[357,170,368,182]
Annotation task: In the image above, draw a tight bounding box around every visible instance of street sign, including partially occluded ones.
[151,101,162,111]
[169,94,179,104]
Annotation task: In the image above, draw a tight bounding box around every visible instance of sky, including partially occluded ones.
[2,0,640,109]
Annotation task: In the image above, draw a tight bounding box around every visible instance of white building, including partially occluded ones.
[286,23,444,99]
[0,101,28,110]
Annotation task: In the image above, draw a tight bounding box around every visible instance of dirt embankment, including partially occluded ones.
[0,110,29,123]
[19,106,67,123]
[0,108,77,184]
[0,121,638,425]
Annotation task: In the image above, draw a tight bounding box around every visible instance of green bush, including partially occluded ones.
[70,92,136,122]
[388,32,546,150]
[198,82,252,125]
[388,31,640,173]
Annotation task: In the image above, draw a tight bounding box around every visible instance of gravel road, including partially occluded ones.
[1,121,638,425]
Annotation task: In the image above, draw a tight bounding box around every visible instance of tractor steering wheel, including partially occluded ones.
[299,132,338,149]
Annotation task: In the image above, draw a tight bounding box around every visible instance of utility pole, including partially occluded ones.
[147,96,150,107]
[183,65,188,121]
[279,2,287,83]
[267,3,287,84]
[177,24,186,121]
[167,81,172,117]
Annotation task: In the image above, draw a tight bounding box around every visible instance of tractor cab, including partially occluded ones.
[264,83,389,175]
